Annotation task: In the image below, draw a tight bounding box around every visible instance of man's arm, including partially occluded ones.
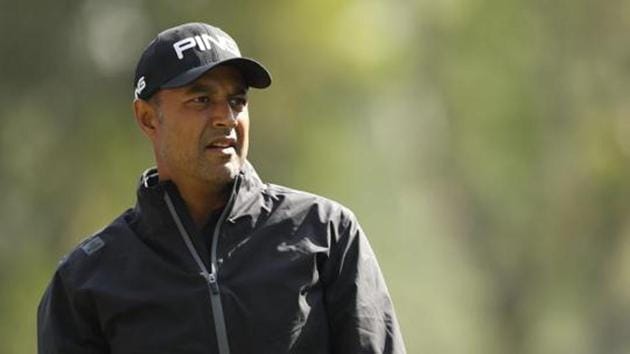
[324,210,406,354]
[38,268,108,354]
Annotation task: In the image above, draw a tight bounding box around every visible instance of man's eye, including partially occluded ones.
[192,96,210,104]
[229,96,247,110]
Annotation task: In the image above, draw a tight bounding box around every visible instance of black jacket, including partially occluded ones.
[38,163,406,353]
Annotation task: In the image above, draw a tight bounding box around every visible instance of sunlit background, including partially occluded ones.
[2,0,630,353]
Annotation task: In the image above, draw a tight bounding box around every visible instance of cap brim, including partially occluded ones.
[162,57,271,90]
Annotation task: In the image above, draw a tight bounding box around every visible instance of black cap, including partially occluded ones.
[133,22,272,100]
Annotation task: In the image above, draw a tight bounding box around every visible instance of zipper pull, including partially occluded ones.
[207,272,220,294]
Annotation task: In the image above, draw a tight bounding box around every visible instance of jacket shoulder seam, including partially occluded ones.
[57,210,134,272]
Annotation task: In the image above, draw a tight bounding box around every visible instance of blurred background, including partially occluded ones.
[1,0,630,353]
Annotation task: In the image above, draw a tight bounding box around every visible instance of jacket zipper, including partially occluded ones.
[163,175,241,354]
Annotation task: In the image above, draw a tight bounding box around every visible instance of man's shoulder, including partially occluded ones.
[265,183,343,207]
[263,183,358,225]
[56,209,137,278]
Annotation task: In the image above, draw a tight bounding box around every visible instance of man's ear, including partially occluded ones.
[133,98,160,141]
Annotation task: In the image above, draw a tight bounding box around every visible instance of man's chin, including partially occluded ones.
[199,161,241,185]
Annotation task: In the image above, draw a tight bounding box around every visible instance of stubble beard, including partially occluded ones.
[159,142,241,188]
[197,151,241,187]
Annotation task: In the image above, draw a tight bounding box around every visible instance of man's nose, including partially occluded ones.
[210,100,237,128]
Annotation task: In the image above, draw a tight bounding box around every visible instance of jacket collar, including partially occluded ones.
[133,161,269,240]
[227,161,271,226]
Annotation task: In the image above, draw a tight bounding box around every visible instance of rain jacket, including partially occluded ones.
[37,162,406,354]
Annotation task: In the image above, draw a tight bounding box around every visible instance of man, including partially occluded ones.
[38,22,405,354]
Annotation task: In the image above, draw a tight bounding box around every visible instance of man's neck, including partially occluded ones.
[170,176,231,228]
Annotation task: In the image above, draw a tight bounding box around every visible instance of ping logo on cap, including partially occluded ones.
[172,33,240,60]
[134,76,146,99]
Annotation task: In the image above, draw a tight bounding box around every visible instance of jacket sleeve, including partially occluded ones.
[37,267,108,354]
[323,210,407,354]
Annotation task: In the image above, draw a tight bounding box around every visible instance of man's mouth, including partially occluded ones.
[205,137,237,153]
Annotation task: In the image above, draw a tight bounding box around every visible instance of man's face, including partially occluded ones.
[150,65,250,187]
